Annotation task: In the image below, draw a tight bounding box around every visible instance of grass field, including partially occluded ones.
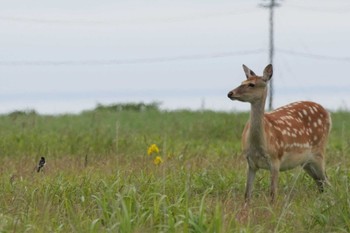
[0,103,349,232]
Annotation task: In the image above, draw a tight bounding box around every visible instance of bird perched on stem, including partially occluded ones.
[37,157,46,172]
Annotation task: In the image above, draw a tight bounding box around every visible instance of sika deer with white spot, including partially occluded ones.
[227,64,331,203]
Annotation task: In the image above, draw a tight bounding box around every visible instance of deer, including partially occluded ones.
[227,64,331,203]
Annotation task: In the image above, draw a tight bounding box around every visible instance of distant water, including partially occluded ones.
[0,88,349,114]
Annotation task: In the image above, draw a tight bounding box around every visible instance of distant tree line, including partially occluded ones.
[94,102,161,112]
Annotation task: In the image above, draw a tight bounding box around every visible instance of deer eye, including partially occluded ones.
[248,83,255,87]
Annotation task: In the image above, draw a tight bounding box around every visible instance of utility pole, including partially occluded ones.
[260,0,280,110]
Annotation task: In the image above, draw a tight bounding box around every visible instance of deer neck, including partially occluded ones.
[248,98,267,151]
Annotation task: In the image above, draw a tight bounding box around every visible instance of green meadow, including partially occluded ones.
[0,103,349,233]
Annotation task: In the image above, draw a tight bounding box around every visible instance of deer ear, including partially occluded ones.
[262,64,273,81]
[242,64,256,79]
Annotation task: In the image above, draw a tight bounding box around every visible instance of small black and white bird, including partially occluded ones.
[37,157,46,172]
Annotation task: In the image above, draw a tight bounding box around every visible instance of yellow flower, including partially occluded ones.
[147,144,159,156]
[153,156,163,165]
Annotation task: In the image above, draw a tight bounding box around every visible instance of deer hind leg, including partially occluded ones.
[303,153,328,192]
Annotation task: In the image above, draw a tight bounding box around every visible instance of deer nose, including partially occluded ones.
[227,91,233,98]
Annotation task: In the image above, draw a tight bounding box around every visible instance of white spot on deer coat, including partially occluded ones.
[309,107,314,114]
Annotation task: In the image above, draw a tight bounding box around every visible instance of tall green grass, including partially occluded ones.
[0,104,349,232]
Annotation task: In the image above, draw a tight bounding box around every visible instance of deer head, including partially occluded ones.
[227,64,273,104]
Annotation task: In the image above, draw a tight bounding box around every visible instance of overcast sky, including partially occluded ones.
[1,0,350,114]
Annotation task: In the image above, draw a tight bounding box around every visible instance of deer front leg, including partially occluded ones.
[245,166,257,203]
[270,162,280,203]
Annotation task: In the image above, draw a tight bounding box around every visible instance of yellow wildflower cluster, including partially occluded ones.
[147,144,160,156]
[153,156,163,165]
[147,144,163,166]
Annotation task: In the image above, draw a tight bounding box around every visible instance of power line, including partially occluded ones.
[0,9,258,26]
[0,49,266,66]
[284,4,350,13]
[277,48,350,62]
[0,49,349,67]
